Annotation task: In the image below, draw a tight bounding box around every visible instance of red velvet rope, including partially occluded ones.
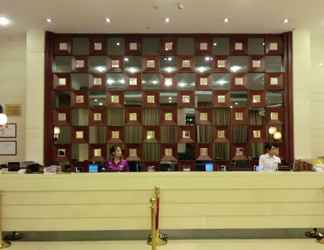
[155,197,160,230]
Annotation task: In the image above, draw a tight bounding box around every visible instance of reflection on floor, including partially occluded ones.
[6,239,324,250]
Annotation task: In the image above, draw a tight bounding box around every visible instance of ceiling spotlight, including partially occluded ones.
[0,16,11,27]
[283,18,289,24]
[224,18,229,23]
[319,63,323,67]
[165,17,170,23]
[116,42,120,46]
[46,18,52,23]
[177,3,184,10]
[105,17,111,23]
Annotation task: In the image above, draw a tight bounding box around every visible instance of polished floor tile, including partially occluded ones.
[6,239,324,250]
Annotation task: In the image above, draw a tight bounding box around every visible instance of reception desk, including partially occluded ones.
[0,172,324,232]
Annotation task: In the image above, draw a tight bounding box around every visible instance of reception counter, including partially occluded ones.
[1,172,324,232]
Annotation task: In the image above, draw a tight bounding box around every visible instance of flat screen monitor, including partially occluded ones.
[205,163,214,172]
[88,164,98,173]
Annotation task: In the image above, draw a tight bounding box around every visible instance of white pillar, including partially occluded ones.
[293,29,312,159]
[25,30,45,164]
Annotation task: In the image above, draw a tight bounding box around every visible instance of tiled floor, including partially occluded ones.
[6,239,324,250]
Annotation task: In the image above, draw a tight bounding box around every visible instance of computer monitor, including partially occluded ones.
[8,162,20,171]
[88,163,98,173]
[128,161,141,172]
[160,162,177,172]
[205,163,214,172]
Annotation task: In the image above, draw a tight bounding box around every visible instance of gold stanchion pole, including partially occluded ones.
[147,187,168,249]
[151,197,157,250]
[0,192,10,248]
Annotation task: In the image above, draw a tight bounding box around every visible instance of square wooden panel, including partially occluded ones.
[230,37,247,55]
[72,56,88,72]
[72,127,89,143]
[107,127,124,143]
[231,74,247,90]
[144,126,160,141]
[179,126,196,143]
[231,108,248,125]
[178,56,194,72]
[160,144,177,161]
[144,92,159,107]
[214,56,228,72]
[266,73,284,90]
[161,108,177,124]
[161,74,176,89]
[89,74,106,90]
[250,127,265,142]
[107,91,124,107]
[72,91,88,107]
[126,74,141,90]
[90,37,106,55]
[214,127,229,143]
[55,38,72,55]
[53,109,70,125]
[196,38,212,54]
[266,108,283,124]
[125,108,142,124]
[54,74,71,90]
[196,144,212,161]
[197,75,211,90]
[126,38,142,55]
[197,108,212,124]
[250,56,265,72]
[89,108,106,125]
[54,145,71,160]
[144,57,159,72]
[213,91,230,107]
[109,57,123,72]
[249,91,265,107]
[89,144,106,160]
[178,91,195,107]
[231,145,248,160]
[161,38,176,55]
[126,144,142,161]
[265,36,283,55]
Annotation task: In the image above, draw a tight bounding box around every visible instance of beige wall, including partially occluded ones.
[0,30,323,164]
[0,34,26,164]
[310,31,324,158]
[293,29,324,159]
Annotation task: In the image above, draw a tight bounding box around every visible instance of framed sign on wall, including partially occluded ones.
[0,123,17,138]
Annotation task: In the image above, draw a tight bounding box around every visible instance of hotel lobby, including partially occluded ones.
[0,0,324,249]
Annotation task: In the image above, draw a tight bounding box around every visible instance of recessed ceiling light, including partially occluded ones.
[213,42,218,46]
[224,18,229,23]
[0,16,11,27]
[106,17,111,23]
[165,17,170,23]
[46,18,52,23]
[116,42,120,46]
[320,63,324,67]
[177,3,184,10]
[283,18,289,24]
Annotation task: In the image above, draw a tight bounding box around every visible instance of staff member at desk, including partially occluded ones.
[259,143,281,172]
[105,145,129,172]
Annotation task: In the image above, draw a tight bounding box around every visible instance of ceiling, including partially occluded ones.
[0,0,324,35]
